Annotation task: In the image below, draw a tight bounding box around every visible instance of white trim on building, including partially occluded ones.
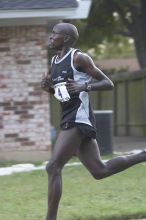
[0,0,91,26]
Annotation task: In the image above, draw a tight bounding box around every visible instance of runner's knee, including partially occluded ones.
[91,166,108,180]
[46,160,61,176]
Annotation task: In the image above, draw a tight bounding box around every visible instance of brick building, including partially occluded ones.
[0,0,91,161]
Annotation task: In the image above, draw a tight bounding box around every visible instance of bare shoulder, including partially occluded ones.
[74,51,91,62]
[73,51,94,69]
[73,50,110,80]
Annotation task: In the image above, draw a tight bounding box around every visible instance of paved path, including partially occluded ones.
[113,136,146,154]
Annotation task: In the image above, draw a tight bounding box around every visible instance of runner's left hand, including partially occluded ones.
[66,78,85,94]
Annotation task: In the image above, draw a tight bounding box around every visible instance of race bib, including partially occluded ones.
[54,82,70,102]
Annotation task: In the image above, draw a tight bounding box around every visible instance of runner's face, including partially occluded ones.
[48,26,66,49]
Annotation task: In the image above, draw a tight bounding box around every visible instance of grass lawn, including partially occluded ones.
[0,159,146,220]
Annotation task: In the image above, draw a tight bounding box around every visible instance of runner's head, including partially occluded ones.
[49,23,79,49]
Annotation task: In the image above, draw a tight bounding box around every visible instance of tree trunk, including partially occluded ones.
[131,0,146,69]
[133,28,146,69]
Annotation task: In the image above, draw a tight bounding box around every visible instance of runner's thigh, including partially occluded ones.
[51,127,84,167]
[77,138,105,172]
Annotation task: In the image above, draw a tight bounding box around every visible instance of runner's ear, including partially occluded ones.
[64,35,70,43]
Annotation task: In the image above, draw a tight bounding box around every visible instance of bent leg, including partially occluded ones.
[77,138,146,179]
[45,127,84,220]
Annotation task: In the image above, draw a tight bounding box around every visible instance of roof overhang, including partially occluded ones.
[0,0,91,26]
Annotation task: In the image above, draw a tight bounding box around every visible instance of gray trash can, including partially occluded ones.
[94,110,113,155]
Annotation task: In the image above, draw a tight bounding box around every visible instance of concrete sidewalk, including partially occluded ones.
[113,136,146,154]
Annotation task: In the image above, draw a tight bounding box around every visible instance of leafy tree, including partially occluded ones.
[75,0,146,69]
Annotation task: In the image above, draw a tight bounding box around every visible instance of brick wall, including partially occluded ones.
[0,25,51,154]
